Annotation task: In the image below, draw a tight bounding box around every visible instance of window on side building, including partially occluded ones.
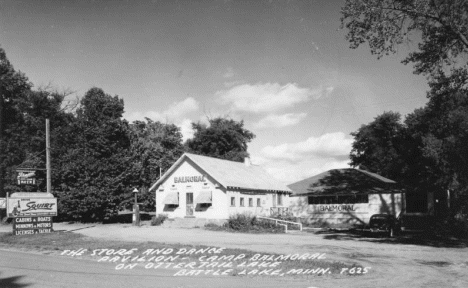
[240,197,244,207]
[257,198,261,207]
[277,194,283,206]
[249,198,253,207]
[230,197,235,206]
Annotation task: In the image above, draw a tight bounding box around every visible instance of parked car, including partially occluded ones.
[368,214,400,237]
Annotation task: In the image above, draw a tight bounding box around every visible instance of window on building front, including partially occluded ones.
[230,197,235,206]
[308,194,369,205]
[249,198,253,207]
[240,197,244,206]
[277,194,283,206]
[257,198,261,207]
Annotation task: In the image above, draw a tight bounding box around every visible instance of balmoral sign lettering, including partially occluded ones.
[174,176,206,183]
[319,205,355,212]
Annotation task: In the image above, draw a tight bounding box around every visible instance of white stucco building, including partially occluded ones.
[149,153,292,222]
[288,168,405,227]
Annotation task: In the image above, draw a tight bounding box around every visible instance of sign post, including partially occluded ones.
[132,188,140,226]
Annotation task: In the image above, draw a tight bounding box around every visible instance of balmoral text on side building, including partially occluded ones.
[149,153,292,225]
[288,168,405,228]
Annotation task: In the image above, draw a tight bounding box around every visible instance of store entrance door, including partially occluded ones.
[186,192,194,216]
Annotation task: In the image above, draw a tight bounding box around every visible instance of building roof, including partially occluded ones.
[150,153,292,193]
[287,168,403,196]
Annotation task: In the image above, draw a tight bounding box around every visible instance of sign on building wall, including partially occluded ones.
[13,216,53,235]
[7,194,57,218]
[319,205,356,212]
[0,198,6,209]
[174,175,206,183]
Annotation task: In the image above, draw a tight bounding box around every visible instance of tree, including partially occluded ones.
[124,119,184,211]
[405,89,468,216]
[54,88,132,222]
[185,117,255,162]
[349,111,406,180]
[340,0,468,87]
[0,47,32,198]
[350,87,468,226]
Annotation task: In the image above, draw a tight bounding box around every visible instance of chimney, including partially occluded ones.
[244,157,251,167]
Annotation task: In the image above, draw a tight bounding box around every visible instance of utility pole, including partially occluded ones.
[0,85,4,198]
[46,119,51,193]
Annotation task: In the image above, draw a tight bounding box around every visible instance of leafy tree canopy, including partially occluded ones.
[341,0,468,87]
[55,88,131,222]
[1,47,32,197]
[349,111,406,180]
[185,117,255,162]
[124,118,184,211]
[350,86,468,219]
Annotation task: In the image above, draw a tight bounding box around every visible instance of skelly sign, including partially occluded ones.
[16,169,37,185]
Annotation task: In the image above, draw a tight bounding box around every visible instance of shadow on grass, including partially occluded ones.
[0,273,31,288]
[310,229,468,248]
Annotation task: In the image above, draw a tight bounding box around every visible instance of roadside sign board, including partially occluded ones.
[7,192,57,218]
[16,170,36,185]
[13,217,53,235]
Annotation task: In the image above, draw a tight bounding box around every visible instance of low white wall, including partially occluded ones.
[289,193,404,227]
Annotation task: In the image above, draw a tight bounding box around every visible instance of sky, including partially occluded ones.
[0,0,430,184]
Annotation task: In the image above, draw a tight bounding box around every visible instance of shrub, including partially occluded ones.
[225,213,285,233]
[252,218,277,229]
[204,222,220,228]
[228,213,256,230]
[151,214,168,226]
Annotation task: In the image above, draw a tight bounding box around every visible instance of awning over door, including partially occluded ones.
[163,192,179,205]
[195,191,212,204]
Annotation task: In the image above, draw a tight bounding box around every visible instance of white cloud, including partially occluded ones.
[263,159,350,184]
[162,97,199,118]
[124,97,199,123]
[178,118,195,142]
[251,132,353,183]
[217,82,313,113]
[223,80,243,88]
[261,132,353,161]
[255,113,307,129]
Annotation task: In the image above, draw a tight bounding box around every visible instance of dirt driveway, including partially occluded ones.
[41,222,468,288]
[1,222,467,287]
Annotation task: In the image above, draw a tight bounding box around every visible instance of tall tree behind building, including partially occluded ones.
[54,88,132,222]
[185,117,255,162]
[124,119,184,211]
